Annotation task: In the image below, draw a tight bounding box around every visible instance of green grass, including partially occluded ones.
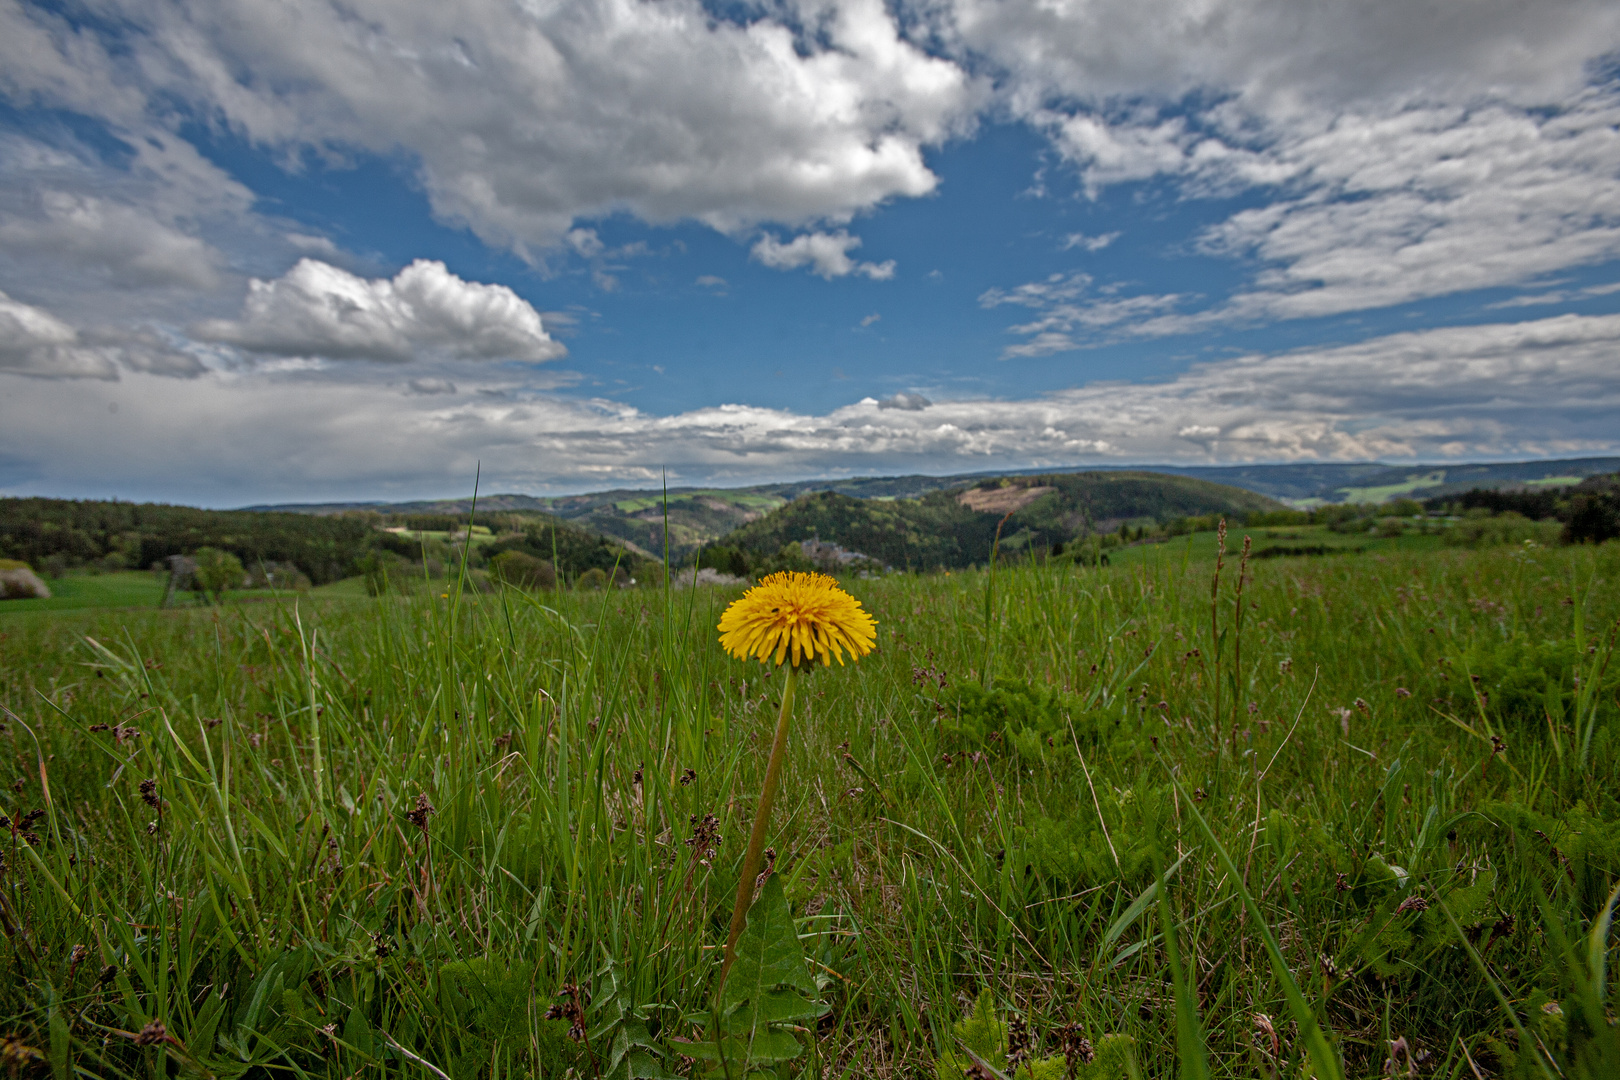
[1336,471,1449,503]
[0,573,333,620]
[0,571,167,615]
[0,539,1617,1078]
[1106,523,1443,569]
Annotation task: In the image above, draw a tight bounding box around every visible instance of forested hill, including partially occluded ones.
[0,498,375,584]
[717,471,1284,570]
[247,456,1620,560]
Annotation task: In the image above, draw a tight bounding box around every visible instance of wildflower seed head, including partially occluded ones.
[756,846,777,887]
[685,813,722,865]
[1055,1022,1094,1077]
[1395,893,1430,914]
[1006,1014,1030,1068]
[139,778,160,810]
[717,571,877,668]
[406,793,435,831]
[132,1020,167,1047]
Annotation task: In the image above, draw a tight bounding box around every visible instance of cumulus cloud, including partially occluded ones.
[751,231,895,280]
[877,390,930,410]
[195,259,566,363]
[0,0,978,253]
[4,313,1615,502]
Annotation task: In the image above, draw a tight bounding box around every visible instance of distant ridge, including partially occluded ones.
[243,456,1620,515]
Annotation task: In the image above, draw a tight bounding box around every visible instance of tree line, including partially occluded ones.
[0,498,376,584]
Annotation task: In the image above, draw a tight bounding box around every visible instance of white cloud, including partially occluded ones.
[1194,92,1620,321]
[751,230,895,280]
[0,0,978,253]
[983,87,1620,345]
[1486,281,1620,309]
[194,259,566,363]
[982,272,1191,354]
[859,312,881,327]
[0,191,221,289]
[1061,231,1120,252]
[937,0,1620,324]
[0,289,203,379]
[4,312,1615,502]
[0,289,119,379]
[978,271,1092,309]
[947,0,1619,113]
[877,390,930,410]
[285,232,340,257]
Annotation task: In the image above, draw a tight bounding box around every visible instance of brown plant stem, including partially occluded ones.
[719,663,798,989]
[1231,533,1252,756]
[1210,518,1226,749]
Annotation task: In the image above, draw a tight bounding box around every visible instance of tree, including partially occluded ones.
[191,547,245,604]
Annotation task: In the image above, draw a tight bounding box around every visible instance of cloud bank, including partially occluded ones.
[3,313,1614,504]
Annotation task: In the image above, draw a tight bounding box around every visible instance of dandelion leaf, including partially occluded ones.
[680,876,826,1076]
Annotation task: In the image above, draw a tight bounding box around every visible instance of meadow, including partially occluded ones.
[0,534,1617,1079]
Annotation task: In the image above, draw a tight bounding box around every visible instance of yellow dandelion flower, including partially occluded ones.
[717,571,878,668]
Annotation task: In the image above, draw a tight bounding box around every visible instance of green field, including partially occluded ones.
[0,572,324,619]
[1,539,1617,1078]
[1334,472,1450,504]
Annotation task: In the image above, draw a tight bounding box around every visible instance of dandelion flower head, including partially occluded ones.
[717,571,878,668]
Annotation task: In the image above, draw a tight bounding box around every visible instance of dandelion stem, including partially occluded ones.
[720,663,797,988]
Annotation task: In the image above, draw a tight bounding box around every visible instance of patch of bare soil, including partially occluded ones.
[956,485,1054,515]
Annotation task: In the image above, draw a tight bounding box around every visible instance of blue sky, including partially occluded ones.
[2,0,1619,505]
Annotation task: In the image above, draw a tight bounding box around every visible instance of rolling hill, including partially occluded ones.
[715,471,1285,570]
[247,456,1620,560]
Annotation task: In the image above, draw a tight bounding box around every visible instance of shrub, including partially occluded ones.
[1443,513,1563,548]
[191,546,245,602]
[1564,490,1620,544]
[576,567,609,590]
[698,544,751,578]
[356,550,409,596]
[489,550,556,591]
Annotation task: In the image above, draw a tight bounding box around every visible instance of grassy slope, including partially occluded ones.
[1,542,1617,1077]
[1336,458,1620,503]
